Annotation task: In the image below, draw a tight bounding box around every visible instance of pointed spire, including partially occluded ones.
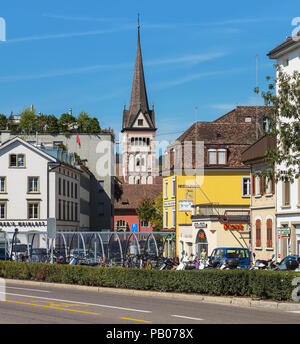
[128,15,149,118]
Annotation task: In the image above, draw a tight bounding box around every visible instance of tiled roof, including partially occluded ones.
[114,176,162,210]
[165,106,272,170]
[267,32,300,58]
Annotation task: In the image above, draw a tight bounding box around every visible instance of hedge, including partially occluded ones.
[0,261,300,302]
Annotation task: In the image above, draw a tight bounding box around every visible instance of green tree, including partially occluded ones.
[88,117,101,133]
[19,106,37,134]
[36,113,48,133]
[0,114,7,130]
[46,115,59,134]
[151,193,163,231]
[77,112,91,133]
[136,194,163,231]
[259,66,300,183]
[136,198,156,226]
[58,113,77,134]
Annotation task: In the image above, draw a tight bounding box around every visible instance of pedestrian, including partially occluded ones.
[200,248,207,260]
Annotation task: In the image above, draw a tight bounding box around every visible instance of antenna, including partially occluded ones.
[256,54,259,140]
[194,106,198,209]
[137,13,140,29]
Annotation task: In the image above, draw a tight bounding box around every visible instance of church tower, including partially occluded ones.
[121,20,157,184]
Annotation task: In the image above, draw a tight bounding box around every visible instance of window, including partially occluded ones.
[58,178,61,195]
[164,180,168,199]
[0,177,6,193]
[63,200,66,220]
[0,203,6,219]
[164,208,168,228]
[172,178,176,197]
[172,208,176,228]
[58,199,61,220]
[262,117,271,133]
[74,203,78,221]
[63,179,66,196]
[208,149,216,164]
[67,181,70,197]
[266,176,272,195]
[267,219,273,248]
[75,184,78,199]
[255,219,261,247]
[138,119,143,126]
[217,149,226,165]
[28,177,39,193]
[67,201,69,221]
[9,154,25,168]
[255,175,261,196]
[283,181,290,206]
[208,149,227,165]
[71,202,74,221]
[242,177,251,197]
[28,202,39,219]
[116,219,128,231]
[141,221,149,227]
[71,183,73,198]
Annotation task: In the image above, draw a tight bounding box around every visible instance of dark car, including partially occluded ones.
[276,255,300,270]
[209,247,251,268]
[30,248,48,262]
[0,247,9,260]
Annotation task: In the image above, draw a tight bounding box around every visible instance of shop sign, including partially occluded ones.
[277,227,290,236]
[178,200,193,212]
[163,200,176,207]
[0,221,47,227]
[195,222,207,229]
[224,224,244,230]
[178,184,200,188]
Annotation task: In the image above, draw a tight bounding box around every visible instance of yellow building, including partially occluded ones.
[162,106,270,257]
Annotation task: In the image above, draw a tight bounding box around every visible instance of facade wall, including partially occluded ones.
[163,171,251,255]
[0,133,114,230]
[273,43,300,261]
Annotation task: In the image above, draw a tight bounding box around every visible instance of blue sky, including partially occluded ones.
[0,0,299,144]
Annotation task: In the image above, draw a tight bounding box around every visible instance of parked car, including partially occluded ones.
[275,255,300,270]
[0,247,9,260]
[30,248,48,262]
[209,247,251,268]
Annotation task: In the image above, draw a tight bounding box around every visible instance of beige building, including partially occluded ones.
[241,135,277,261]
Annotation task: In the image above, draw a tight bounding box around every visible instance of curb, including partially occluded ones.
[5,278,300,311]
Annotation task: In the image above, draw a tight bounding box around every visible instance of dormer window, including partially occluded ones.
[208,149,227,165]
[262,117,271,133]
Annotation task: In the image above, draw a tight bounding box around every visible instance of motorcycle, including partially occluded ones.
[219,258,240,270]
[250,253,275,270]
[176,252,196,270]
[157,257,176,270]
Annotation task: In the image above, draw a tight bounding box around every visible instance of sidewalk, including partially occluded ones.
[6,278,300,311]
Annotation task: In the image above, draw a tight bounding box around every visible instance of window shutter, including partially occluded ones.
[271,176,275,194]
[256,219,261,247]
[252,175,256,196]
[267,219,272,248]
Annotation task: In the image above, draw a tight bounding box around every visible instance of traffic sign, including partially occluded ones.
[131,224,138,232]
[47,218,56,239]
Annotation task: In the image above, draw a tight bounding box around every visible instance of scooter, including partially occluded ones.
[176,252,196,270]
[250,253,275,270]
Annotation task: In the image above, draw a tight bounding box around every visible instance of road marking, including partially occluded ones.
[120,317,152,323]
[287,311,300,314]
[171,315,204,321]
[6,287,50,293]
[0,291,151,313]
[0,299,101,316]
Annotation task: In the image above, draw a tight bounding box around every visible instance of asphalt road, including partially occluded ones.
[0,280,300,325]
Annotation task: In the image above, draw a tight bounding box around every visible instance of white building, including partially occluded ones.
[268,32,300,260]
[0,136,83,235]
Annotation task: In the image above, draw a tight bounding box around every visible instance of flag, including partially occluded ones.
[76,132,81,149]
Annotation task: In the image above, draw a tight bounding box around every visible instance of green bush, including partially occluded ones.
[0,261,299,302]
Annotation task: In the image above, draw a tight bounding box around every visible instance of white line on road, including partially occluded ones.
[0,291,152,313]
[171,315,204,321]
[6,287,50,293]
